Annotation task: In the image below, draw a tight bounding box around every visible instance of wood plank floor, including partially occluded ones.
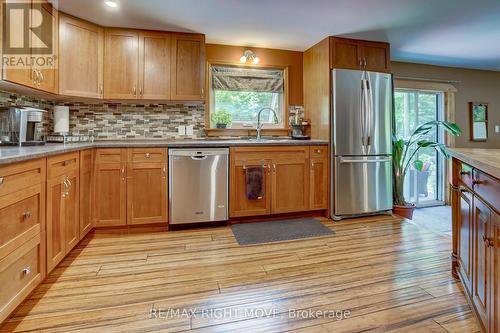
[0,216,481,333]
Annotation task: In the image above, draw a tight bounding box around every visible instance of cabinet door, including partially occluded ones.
[457,186,473,293]
[473,197,491,328]
[139,31,171,99]
[492,211,500,333]
[2,0,35,87]
[330,37,362,70]
[309,147,328,210]
[59,14,103,98]
[64,170,79,253]
[31,0,58,93]
[230,158,271,218]
[95,154,127,226]
[104,29,139,99]
[46,176,65,273]
[170,34,205,100]
[272,150,310,214]
[79,150,93,238]
[360,41,391,73]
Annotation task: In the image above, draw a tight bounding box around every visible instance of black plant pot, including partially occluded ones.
[216,124,227,129]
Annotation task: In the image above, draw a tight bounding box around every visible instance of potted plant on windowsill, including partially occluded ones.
[211,109,232,129]
[392,121,461,219]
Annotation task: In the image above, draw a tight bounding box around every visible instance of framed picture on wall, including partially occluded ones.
[469,102,488,141]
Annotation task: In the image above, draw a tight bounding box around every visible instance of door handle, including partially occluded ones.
[340,158,391,163]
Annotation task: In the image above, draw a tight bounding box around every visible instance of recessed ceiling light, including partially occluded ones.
[105,1,118,8]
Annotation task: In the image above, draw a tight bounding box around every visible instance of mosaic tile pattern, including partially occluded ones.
[0,90,304,139]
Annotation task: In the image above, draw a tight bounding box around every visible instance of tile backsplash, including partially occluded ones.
[0,90,304,139]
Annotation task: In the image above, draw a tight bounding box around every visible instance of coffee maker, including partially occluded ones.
[0,107,46,146]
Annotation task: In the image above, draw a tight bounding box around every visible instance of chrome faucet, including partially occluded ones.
[256,107,279,140]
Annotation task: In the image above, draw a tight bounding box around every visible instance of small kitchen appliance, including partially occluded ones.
[0,107,46,146]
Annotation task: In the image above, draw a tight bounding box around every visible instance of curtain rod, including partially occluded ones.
[394,76,461,84]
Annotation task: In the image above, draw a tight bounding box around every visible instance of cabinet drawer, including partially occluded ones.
[457,161,474,189]
[0,185,43,260]
[473,170,500,213]
[47,152,79,180]
[95,148,126,164]
[0,234,43,323]
[128,148,166,163]
[0,159,46,197]
[310,146,328,159]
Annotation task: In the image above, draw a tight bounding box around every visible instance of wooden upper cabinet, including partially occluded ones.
[59,14,103,98]
[271,148,310,214]
[330,37,390,72]
[3,0,58,93]
[139,31,171,100]
[330,38,362,70]
[170,33,205,100]
[362,41,391,73]
[104,29,139,99]
[473,197,492,329]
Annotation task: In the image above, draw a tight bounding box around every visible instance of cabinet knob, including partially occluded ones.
[145,153,151,158]
[23,211,31,220]
[22,266,31,275]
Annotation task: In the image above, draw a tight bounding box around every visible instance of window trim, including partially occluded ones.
[205,61,289,131]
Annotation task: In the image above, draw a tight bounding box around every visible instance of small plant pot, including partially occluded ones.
[216,124,227,129]
[393,204,416,220]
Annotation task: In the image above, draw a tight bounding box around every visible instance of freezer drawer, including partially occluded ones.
[332,156,392,217]
[169,148,228,224]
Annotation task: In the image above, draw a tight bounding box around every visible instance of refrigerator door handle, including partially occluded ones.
[340,157,392,163]
[366,74,374,154]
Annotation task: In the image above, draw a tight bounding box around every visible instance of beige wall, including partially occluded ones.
[391,61,500,148]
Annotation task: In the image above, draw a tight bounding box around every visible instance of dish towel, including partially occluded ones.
[246,166,264,200]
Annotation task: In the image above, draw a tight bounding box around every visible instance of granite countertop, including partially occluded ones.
[0,138,328,165]
[449,148,500,179]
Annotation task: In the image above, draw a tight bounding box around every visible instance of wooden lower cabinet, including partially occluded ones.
[127,149,168,225]
[229,146,328,218]
[473,197,492,326]
[272,150,309,214]
[492,213,500,333]
[79,150,94,238]
[452,157,500,332]
[94,148,168,226]
[46,168,79,273]
[458,185,473,293]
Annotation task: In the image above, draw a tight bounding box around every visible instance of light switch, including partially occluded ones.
[178,125,186,136]
[186,125,194,136]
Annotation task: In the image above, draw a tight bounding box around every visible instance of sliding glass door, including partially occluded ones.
[394,89,445,207]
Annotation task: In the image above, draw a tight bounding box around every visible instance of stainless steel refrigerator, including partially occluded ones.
[330,69,393,220]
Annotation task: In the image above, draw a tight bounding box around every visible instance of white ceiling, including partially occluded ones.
[58,0,500,71]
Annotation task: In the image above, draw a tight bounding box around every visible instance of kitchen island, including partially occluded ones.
[449,148,499,333]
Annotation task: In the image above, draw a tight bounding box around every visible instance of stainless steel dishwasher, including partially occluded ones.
[169,148,228,224]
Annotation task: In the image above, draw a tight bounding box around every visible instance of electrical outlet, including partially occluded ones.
[178,125,186,136]
[186,125,194,136]
[495,125,500,133]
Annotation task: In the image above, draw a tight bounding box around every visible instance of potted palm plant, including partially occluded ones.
[392,120,461,219]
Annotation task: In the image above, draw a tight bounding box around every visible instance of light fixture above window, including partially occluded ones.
[105,0,118,8]
[239,50,260,64]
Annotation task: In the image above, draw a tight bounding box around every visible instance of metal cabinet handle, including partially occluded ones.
[311,162,315,167]
[121,167,125,180]
[472,179,484,185]
[133,86,137,96]
[32,70,38,85]
[139,87,143,96]
[273,164,276,172]
[0,177,4,186]
[460,171,470,176]
[38,70,44,84]
[23,211,31,220]
[100,85,103,95]
[22,266,31,275]
[145,153,151,158]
